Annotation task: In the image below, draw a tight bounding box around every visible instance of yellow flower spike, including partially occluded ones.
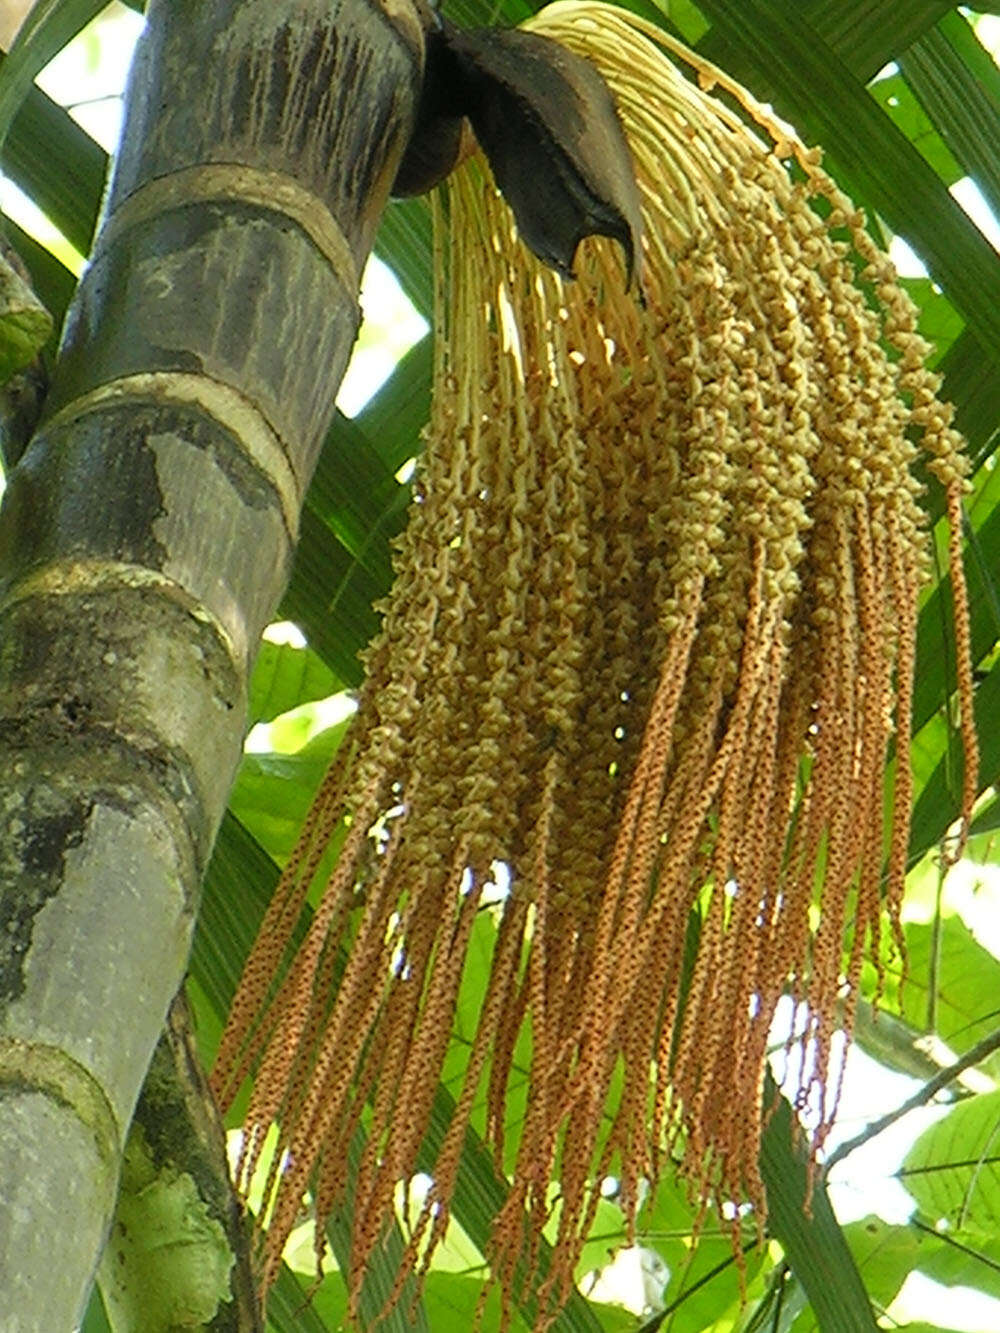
[213,5,978,1327]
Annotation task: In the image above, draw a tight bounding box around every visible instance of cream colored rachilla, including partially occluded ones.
[213,4,978,1325]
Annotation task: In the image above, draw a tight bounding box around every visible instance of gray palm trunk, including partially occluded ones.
[0,0,422,1326]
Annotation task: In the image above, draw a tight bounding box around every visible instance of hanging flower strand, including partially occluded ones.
[213,4,978,1325]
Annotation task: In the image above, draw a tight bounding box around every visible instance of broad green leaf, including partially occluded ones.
[269,1265,337,1332]
[970,794,1000,839]
[661,1232,764,1333]
[376,198,432,319]
[227,721,350,865]
[444,907,504,1089]
[901,1090,1000,1234]
[695,1,953,113]
[913,502,1000,737]
[901,12,1000,227]
[901,276,963,363]
[913,1222,1000,1298]
[248,640,339,728]
[280,505,381,688]
[938,331,1000,484]
[910,657,1000,864]
[835,1217,924,1317]
[744,1264,807,1333]
[356,334,431,475]
[759,1081,877,1333]
[423,1275,549,1333]
[80,1285,112,1333]
[283,1268,346,1331]
[308,413,401,576]
[897,918,1000,1050]
[0,0,108,152]
[192,813,276,1024]
[2,74,106,255]
[778,1,951,82]
[917,1224,1000,1299]
[277,371,417,678]
[880,1326,957,1333]
[658,0,709,43]
[575,1171,763,1332]
[575,1197,684,1304]
[450,0,537,29]
[967,452,1000,536]
[279,357,421,677]
[869,71,961,186]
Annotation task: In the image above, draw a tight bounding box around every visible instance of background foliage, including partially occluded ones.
[1,1,999,1329]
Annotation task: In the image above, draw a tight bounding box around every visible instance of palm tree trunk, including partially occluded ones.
[0,0,422,1325]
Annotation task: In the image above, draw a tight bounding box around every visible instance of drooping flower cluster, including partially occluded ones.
[213,5,977,1325]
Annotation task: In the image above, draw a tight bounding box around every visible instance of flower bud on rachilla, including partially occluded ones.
[213,4,978,1325]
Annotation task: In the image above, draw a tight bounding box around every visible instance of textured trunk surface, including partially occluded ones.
[0,1,421,1326]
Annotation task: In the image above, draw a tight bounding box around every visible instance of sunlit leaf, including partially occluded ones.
[898,918,1000,1050]
[760,1084,878,1333]
[0,0,106,150]
[902,1091,1000,1235]
[835,1217,923,1317]
[247,641,339,729]
[227,722,350,865]
[901,11,1000,226]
